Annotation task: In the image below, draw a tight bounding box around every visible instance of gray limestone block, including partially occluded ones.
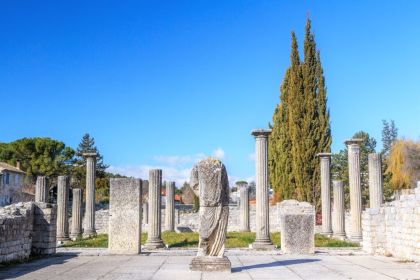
[108,178,142,255]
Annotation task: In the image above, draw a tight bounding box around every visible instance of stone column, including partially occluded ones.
[83,152,97,237]
[70,188,83,240]
[317,153,332,236]
[57,176,70,241]
[144,169,165,249]
[143,202,149,224]
[239,183,250,232]
[35,176,49,203]
[368,153,383,209]
[165,181,175,231]
[345,139,363,242]
[332,180,346,238]
[251,129,274,249]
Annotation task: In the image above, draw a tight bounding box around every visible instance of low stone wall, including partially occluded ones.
[362,186,420,262]
[0,202,56,263]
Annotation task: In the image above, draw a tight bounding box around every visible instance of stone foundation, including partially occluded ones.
[362,186,420,262]
[0,202,56,264]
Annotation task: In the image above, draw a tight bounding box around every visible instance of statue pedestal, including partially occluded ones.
[190,256,231,272]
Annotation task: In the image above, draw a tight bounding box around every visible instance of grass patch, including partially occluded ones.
[63,232,359,248]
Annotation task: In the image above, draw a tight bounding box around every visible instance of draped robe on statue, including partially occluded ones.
[190,158,229,257]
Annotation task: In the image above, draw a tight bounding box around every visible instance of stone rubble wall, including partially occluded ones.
[0,202,56,264]
[362,186,420,262]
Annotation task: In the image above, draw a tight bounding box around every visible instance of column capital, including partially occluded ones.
[251,129,272,138]
[316,152,332,158]
[83,152,97,158]
[344,139,363,147]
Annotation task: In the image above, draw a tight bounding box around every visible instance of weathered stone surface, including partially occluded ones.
[345,139,363,242]
[70,188,82,240]
[35,176,48,203]
[189,157,231,271]
[368,153,383,209]
[57,176,70,241]
[165,181,175,231]
[332,180,346,238]
[251,129,274,249]
[278,200,315,254]
[108,178,142,254]
[144,169,165,249]
[317,153,332,235]
[83,152,97,238]
[238,183,250,232]
[190,256,231,272]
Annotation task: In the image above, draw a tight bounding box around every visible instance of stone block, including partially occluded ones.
[108,178,142,254]
[278,200,315,254]
[190,256,231,272]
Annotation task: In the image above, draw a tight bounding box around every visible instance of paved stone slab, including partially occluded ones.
[0,250,419,280]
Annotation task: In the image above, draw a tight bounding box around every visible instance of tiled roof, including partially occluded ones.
[0,162,26,174]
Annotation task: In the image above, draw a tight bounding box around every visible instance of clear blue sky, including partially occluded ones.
[1,1,419,186]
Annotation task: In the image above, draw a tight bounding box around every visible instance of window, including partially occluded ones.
[5,173,9,185]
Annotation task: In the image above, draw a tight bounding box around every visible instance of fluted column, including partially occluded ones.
[35,176,49,203]
[57,176,70,241]
[83,152,96,237]
[70,188,82,240]
[345,139,363,242]
[239,183,250,232]
[333,180,346,238]
[368,153,383,209]
[144,169,165,249]
[251,129,274,249]
[165,181,175,231]
[317,153,332,235]
[143,202,149,224]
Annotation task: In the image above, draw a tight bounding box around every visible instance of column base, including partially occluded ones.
[190,256,231,272]
[349,235,362,243]
[144,239,165,250]
[333,232,347,240]
[321,231,333,237]
[252,239,275,250]
[57,236,70,242]
[83,230,97,238]
[70,233,82,241]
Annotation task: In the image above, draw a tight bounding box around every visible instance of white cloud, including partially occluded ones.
[213,147,225,159]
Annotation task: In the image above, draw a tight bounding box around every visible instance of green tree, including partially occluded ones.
[269,18,331,208]
[0,137,74,182]
[381,120,398,200]
[332,131,377,208]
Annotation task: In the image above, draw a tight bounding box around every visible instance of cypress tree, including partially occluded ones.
[269,18,331,208]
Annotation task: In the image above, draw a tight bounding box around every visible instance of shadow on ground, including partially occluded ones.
[0,253,78,279]
[232,258,321,273]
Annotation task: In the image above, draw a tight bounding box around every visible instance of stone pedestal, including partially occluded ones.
[368,153,383,209]
[317,153,332,236]
[70,188,82,240]
[57,176,70,242]
[332,180,346,238]
[345,139,363,242]
[35,176,49,203]
[109,178,142,254]
[190,256,231,272]
[251,129,274,249]
[83,152,97,238]
[239,183,250,232]
[278,200,315,254]
[144,169,165,249]
[165,181,175,231]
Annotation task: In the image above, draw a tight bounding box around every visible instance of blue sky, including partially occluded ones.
[1,1,419,186]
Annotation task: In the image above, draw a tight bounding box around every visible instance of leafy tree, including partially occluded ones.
[0,137,74,183]
[386,140,420,190]
[332,131,377,208]
[381,120,398,200]
[269,18,331,209]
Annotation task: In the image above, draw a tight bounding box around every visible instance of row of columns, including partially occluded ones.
[317,139,384,241]
[35,153,97,241]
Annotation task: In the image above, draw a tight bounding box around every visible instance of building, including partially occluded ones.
[0,162,26,206]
